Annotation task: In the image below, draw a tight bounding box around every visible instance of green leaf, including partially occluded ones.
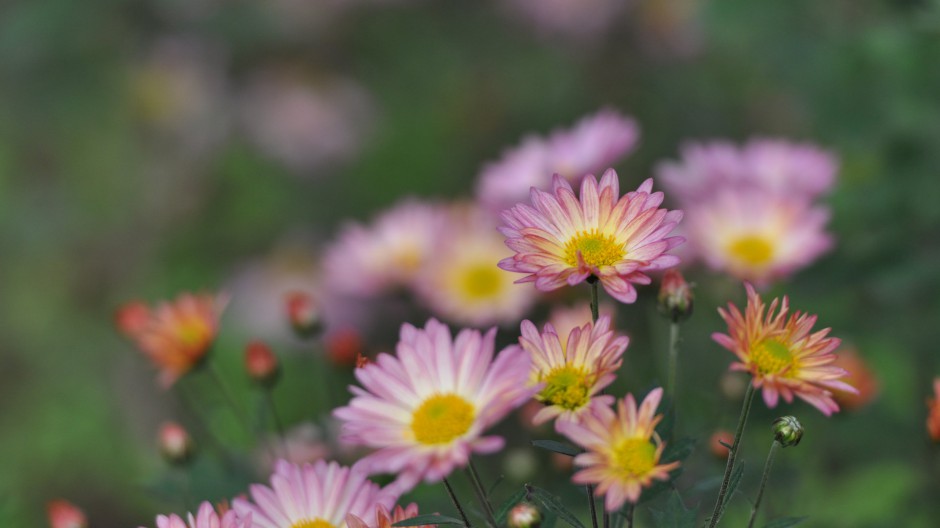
[763,516,808,528]
[525,485,586,528]
[651,492,697,528]
[495,488,529,525]
[723,462,746,509]
[393,514,466,526]
[531,439,582,457]
[661,436,696,464]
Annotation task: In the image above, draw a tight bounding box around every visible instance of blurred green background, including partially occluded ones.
[2,0,940,526]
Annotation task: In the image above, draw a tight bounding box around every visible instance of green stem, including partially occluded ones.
[205,362,253,437]
[625,503,634,528]
[666,321,680,397]
[589,278,600,323]
[443,477,472,528]
[707,382,756,528]
[587,278,603,528]
[264,387,291,459]
[587,484,600,528]
[747,440,781,528]
[466,459,497,527]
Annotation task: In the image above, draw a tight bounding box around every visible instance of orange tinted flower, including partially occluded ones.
[47,499,87,528]
[121,292,226,388]
[114,301,151,337]
[927,379,940,443]
[830,347,878,411]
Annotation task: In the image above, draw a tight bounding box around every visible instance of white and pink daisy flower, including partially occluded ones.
[520,315,628,429]
[333,319,536,483]
[498,170,684,304]
[233,460,397,528]
[415,205,536,327]
[477,109,638,212]
[141,502,251,528]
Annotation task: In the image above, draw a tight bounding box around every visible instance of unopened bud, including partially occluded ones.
[658,270,693,322]
[245,340,281,387]
[47,499,87,528]
[709,429,734,460]
[285,291,322,339]
[326,327,363,367]
[508,502,541,528]
[159,421,195,465]
[927,379,940,443]
[772,416,803,447]
[114,301,151,337]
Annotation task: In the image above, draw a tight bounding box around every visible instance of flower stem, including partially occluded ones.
[205,362,253,437]
[589,278,600,323]
[466,459,497,527]
[625,503,634,528]
[587,278,605,528]
[263,387,291,459]
[443,476,472,528]
[666,321,680,397]
[747,439,781,528]
[707,381,756,528]
[587,484,600,528]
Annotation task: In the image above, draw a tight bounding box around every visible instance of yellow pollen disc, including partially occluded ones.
[290,519,335,528]
[411,394,476,445]
[176,320,209,347]
[611,438,657,478]
[457,264,504,300]
[538,366,592,410]
[750,339,794,376]
[727,235,775,266]
[394,248,423,271]
[563,230,624,268]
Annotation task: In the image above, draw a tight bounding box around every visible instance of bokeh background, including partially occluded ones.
[2,0,940,526]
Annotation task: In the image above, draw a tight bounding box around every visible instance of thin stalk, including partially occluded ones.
[625,503,634,528]
[587,484,600,528]
[587,278,602,528]
[590,278,600,323]
[707,382,756,528]
[263,388,291,459]
[205,362,253,437]
[443,477,472,528]
[666,321,680,396]
[747,440,781,528]
[466,460,497,527]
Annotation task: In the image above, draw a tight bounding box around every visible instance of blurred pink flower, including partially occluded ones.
[333,319,535,484]
[546,301,616,342]
[254,422,331,474]
[347,504,434,528]
[499,171,683,304]
[500,0,630,43]
[47,500,87,528]
[141,502,250,528]
[477,109,639,212]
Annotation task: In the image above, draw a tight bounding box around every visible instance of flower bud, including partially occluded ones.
[285,291,322,339]
[114,301,151,337]
[771,416,803,447]
[47,499,87,528]
[507,502,541,528]
[159,421,195,465]
[708,429,734,460]
[657,270,693,322]
[927,378,940,443]
[326,327,363,367]
[245,340,281,387]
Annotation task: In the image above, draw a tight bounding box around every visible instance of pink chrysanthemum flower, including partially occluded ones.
[498,170,684,304]
[657,138,837,203]
[477,109,638,212]
[323,200,445,297]
[520,315,628,429]
[415,205,536,326]
[558,388,680,510]
[118,292,227,388]
[712,283,858,416]
[333,319,536,483]
[346,504,433,528]
[683,189,832,285]
[141,502,251,528]
[233,460,397,528]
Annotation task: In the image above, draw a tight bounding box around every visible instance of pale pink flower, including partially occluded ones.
[346,504,433,528]
[333,319,536,483]
[477,109,639,212]
[558,388,680,510]
[140,502,251,528]
[500,0,630,43]
[520,315,628,428]
[499,170,683,304]
[546,301,616,342]
[233,460,397,528]
[684,188,832,284]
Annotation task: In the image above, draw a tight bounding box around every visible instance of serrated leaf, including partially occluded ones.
[495,488,529,525]
[763,516,808,528]
[722,462,746,509]
[525,485,585,528]
[531,439,582,457]
[650,492,697,528]
[393,514,466,526]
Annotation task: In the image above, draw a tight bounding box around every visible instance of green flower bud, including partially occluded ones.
[772,416,803,447]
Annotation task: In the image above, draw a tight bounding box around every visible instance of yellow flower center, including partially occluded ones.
[291,519,335,528]
[563,230,624,268]
[750,339,794,376]
[728,235,775,266]
[458,264,504,300]
[538,366,592,410]
[611,437,657,478]
[411,394,476,445]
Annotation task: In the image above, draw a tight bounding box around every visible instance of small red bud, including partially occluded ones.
[285,291,322,339]
[657,270,693,323]
[47,499,87,528]
[709,429,735,460]
[114,301,151,337]
[245,340,281,387]
[326,327,363,367]
[159,421,195,465]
